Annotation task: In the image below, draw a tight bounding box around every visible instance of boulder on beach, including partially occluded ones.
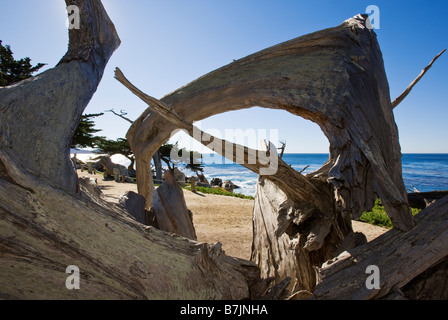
[197,181,212,188]
[222,180,235,193]
[100,156,128,178]
[173,168,186,187]
[210,177,222,187]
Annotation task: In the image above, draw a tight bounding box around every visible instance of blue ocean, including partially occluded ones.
[196,153,448,197]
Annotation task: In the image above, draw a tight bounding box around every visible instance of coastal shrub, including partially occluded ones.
[193,186,255,200]
[358,198,421,229]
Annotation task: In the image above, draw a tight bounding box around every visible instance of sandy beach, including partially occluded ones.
[78,170,388,260]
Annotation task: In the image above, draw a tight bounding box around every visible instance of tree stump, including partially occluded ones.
[152,171,197,240]
[87,162,93,174]
[113,168,120,182]
[190,176,196,193]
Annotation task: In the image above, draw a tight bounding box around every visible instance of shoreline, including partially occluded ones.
[78,170,388,260]
[72,151,448,197]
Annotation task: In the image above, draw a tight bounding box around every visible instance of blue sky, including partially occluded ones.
[1,0,447,153]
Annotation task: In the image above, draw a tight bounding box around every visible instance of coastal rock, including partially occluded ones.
[197,182,212,188]
[173,168,186,187]
[100,156,128,178]
[222,180,235,193]
[210,178,222,187]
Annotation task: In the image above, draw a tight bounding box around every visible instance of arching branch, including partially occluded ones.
[118,14,414,231]
[0,0,265,300]
[115,67,330,207]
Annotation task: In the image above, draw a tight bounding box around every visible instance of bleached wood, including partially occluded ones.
[153,171,197,240]
[114,14,431,295]
[0,0,120,193]
[312,195,448,300]
[0,0,263,300]
[122,14,415,232]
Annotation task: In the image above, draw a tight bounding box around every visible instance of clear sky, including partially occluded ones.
[1,0,447,153]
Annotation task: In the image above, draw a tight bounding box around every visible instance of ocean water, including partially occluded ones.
[71,149,448,197]
[197,153,448,197]
[401,154,448,192]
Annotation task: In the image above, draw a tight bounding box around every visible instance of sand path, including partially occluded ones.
[79,171,388,260]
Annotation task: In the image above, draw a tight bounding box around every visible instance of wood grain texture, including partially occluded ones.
[0,0,262,300]
[0,0,120,193]
[115,14,424,295]
[123,14,414,232]
[312,195,448,300]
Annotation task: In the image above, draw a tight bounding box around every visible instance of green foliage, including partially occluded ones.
[193,186,254,200]
[96,137,132,156]
[158,142,205,174]
[358,199,393,228]
[0,40,46,86]
[96,137,135,170]
[158,142,177,171]
[358,198,422,229]
[71,113,105,149]
[185,150,205,174]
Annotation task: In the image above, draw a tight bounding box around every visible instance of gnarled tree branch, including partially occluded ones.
[392,49,446,109]
[120,14,414,232]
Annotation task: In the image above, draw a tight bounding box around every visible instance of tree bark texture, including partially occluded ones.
[0,0,264,299]
[0,166,257,299]
[251,177,362,292]
[116,14,423,293]
[124,14,414,233]
[312,195,448,300]
[0,0,120,194]
[153,171,197,240]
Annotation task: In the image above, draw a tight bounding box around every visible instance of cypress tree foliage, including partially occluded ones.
[71,113,105,149]
[96,137,135,170]
[185,150,205,177]
[157,142,204,175]
[0,40,46,86]
[158,142,177,172]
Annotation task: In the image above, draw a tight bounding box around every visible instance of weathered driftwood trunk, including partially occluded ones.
[312,195,448,300]
[152,150,163,182]
[0,168,261,299]
[0,0,120,194]
[116,14,419,294]
[100,156,128,178]
[115,68,358,293]
[0,0,266,299]
[407,191,448,210]
[153,171,197,240]
[251,177,368,293]
[251,177,360,292]
[124,14,414,231]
